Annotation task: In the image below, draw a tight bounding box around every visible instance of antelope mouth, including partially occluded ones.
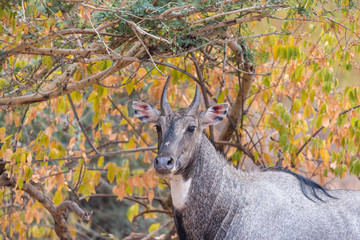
[154,171,172,179]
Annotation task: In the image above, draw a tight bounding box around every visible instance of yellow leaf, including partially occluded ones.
[53,189,63,206]
[263,153,271,164]
[98,156,104,168]
[273,45,280,61]
[127,203,138,222]
[320,149,330,165]
[56,10,62,17]
[74,70,82,81]
[106,163,117,183]
[148,223,160,234]
[0,127,5,142]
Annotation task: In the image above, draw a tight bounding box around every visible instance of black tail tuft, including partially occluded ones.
[264,166,336,202]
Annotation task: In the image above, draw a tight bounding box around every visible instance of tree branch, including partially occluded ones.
[0,43,145,107]
[0,173,92,240]
[0,146,157,165]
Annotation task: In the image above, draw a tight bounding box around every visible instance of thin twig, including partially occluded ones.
[296,127,324,157]
[133,209,172,221]
[131,26,166,76]
[79,194,150,210]
[108,96,153,149]
[67,94,100,154]
[215,141,254,161]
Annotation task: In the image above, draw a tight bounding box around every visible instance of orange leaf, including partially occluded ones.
[148,190,154,205]
[113,184,126,200]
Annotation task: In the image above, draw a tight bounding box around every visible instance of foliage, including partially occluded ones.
[0,0,359,239]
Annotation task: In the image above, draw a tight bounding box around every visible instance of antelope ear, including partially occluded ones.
[132,101,160,123]
[200,103,229,129]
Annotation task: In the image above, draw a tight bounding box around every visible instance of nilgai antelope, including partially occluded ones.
[132,77,360,240]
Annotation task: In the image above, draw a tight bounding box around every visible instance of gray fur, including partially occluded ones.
[175,135,360,239]
[133,82,360,240]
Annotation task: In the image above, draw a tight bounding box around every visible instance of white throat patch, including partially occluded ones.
[170,175,192,209]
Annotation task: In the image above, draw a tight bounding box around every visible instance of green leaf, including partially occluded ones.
[24,167,33,182]
[279,134,288,147]
[263,77,271,87]
[309,89,315,102]
[315,115,323,129]
[286,46,292,61]
[18,176,23,190]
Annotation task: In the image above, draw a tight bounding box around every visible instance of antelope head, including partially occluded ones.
[132,77,228,178]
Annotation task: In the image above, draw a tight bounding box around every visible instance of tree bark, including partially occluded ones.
[218,34,255,151]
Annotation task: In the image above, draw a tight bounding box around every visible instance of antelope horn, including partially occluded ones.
[186,85,200,115]
[160,76,173,115]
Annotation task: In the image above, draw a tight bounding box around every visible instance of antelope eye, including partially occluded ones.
[155,125,161,132]
[187,126,196,133]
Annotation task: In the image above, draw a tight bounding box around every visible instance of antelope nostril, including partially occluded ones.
[154,156,174,172]
[167,158,174,168]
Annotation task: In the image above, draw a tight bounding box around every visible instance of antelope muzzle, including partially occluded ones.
[154,155,174,174]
